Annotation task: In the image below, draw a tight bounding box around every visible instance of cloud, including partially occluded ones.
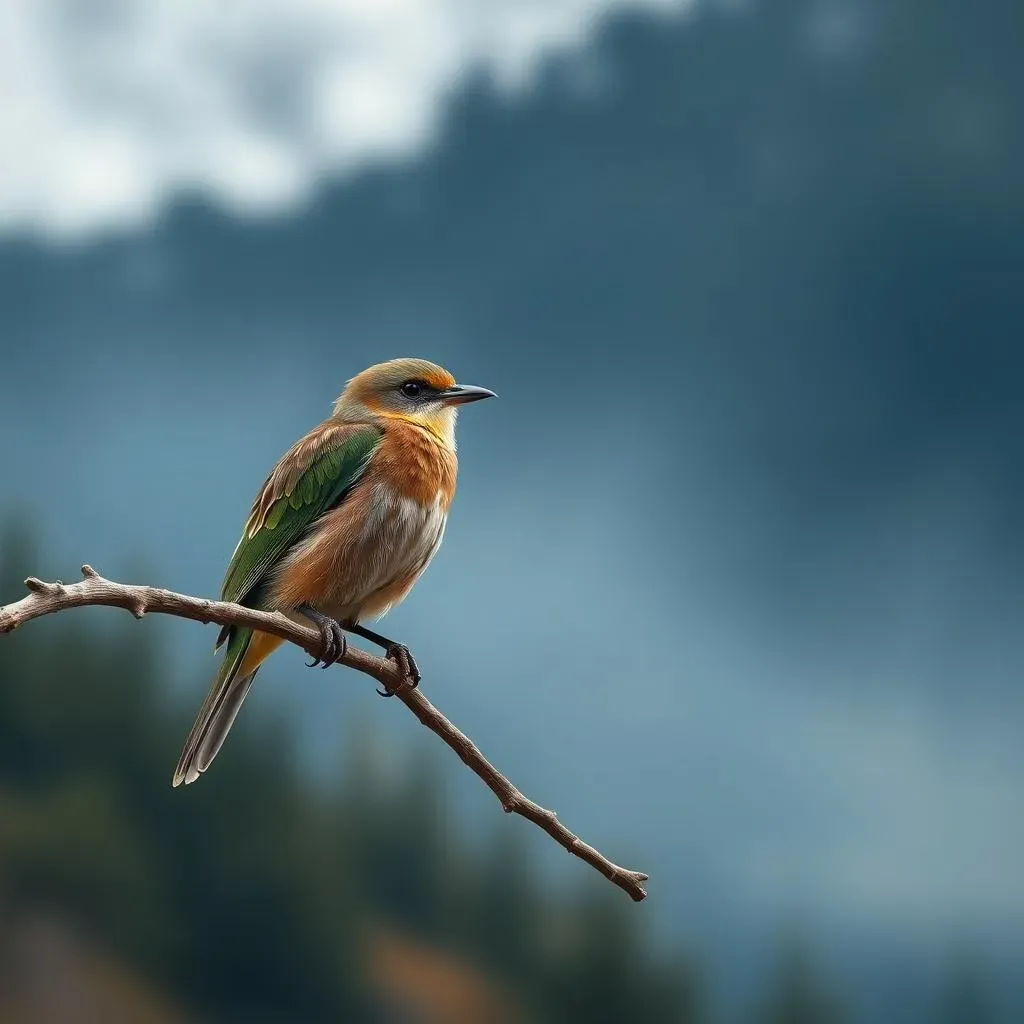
[0,0,687,240]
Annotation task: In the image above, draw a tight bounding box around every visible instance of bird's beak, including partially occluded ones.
[439,384,497,406]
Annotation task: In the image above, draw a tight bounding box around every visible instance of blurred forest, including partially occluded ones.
[0,519,700,1022]
[0,519,1005,1022]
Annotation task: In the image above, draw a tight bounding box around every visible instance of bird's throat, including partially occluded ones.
[379,408,457,450]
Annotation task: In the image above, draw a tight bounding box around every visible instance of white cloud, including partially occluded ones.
[0,0,688,240]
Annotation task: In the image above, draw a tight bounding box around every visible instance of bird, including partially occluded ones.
[172,358,495,787]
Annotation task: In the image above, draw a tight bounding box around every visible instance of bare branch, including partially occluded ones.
[0,565,649,901]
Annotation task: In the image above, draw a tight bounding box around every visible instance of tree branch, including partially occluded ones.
[0,565,649,902]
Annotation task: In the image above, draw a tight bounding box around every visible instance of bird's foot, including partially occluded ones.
[298,605,348,668]
[377,643,421,697]
[341,622,420,696]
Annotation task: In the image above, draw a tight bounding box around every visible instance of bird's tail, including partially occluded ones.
[172,628,283,787]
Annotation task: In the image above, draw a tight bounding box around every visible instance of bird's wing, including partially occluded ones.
[174,420,383,787]
[220,420,383,613]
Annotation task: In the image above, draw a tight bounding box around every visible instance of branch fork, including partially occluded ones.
[0,566,649,901]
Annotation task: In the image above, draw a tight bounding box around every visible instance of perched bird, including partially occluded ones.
[172,358,495,787]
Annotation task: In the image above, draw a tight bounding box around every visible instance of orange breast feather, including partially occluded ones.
[374,420,458,509]
[269,420,457,616]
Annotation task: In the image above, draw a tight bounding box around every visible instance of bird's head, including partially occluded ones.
[333,358,495,446]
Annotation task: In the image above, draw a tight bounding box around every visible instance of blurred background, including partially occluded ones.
[0,0,1021,1021]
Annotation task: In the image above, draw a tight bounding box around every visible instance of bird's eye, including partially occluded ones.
[401,381,424,398]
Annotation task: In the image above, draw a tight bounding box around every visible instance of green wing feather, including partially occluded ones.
[221,425,382,611]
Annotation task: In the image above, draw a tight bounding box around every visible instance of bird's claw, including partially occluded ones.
[377,643,421,697]
[302,611,347,669]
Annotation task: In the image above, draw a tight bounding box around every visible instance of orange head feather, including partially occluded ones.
[332,358,493,447]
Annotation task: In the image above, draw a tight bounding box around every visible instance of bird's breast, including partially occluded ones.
[272,482,448,619]
[344,482,448,617]
[375,420,458,509]
[361,482,448,560]
[270,422,456,619]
